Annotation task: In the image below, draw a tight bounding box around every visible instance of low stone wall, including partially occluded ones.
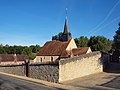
[0,64,25,76]
[0,62,59,83]
[59,51,103,82]
[0,52,103,83]
[29,63,59,83]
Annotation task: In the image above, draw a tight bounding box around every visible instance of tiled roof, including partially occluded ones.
[72,47,89,56]
[16,55,28,61]
[60,50,69,58]
[0,54,28,62]
[37,39,71,56]
[0,54,14,62]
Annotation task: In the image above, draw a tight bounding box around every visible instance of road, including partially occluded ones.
[62,72,120,90]
[0,74,60,90]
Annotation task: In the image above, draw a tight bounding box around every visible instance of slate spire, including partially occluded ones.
[62,16,72,41]
[63,16,70,34]
[52,8,72,42]
[63,8,70,34]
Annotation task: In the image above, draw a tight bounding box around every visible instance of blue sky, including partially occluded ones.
[0,0,120,46]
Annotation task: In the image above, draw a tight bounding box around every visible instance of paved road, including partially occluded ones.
[62,72,120,90]
[0,74,60,90]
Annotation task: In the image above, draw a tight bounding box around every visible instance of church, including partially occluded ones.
[34,17,92,63]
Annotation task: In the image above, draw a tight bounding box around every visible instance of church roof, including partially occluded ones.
[37,39,91,58]
[37,39,71,56]
[72,47,90,56]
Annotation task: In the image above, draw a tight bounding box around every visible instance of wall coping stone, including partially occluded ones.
[30,61,59,66]
[0,63,24,67]
[60,51,101,65]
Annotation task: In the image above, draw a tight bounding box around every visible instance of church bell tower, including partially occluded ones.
[62,16,72,41]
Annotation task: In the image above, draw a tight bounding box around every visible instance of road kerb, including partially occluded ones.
[0,72,84,90]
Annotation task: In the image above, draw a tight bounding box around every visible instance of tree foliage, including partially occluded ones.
[112,23,120,53]
[75,36,112,53]
[74,36,88,47]
[88,36,112,53]
[0,44,41,60]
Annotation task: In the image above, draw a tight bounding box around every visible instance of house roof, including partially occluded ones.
[0,54,14,62]
[16,55,28,61]
[37,39,71,56]
[0,54,28,62]
[72,47,90,56]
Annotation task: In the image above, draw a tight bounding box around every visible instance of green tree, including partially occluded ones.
[74,36,88,47]
[88,36,112,53]
[0,44,6,54]
[0,44,41,60]
[22,46,34,60]
[30,45,41,53]
[74,38,79,47]
[112,23,120,53]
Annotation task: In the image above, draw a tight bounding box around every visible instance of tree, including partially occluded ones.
[22,46,34,60]
[88,36,112,53]
[0,45,6,54]
[112,23,120,53]
[30,45,41,53]
[0,44,41,60]
[52,32,63,41]
[74,38,79,47]
[74,36,88,47]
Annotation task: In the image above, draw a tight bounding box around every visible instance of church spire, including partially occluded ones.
[62,8,72,41]
[63,16,70,34]
[63,8,70,34]
[52,8,72,42]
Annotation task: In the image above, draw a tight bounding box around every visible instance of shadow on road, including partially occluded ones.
[100,75,120,89]
[100,62,120,89]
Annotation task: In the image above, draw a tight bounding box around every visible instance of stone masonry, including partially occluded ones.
[59,51,103,82]
[0,64,25,76]
[0,51,103,83]
[29,63,59,83]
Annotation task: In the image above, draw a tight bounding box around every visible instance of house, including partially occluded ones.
[0,54,28,65]
[34,17,92,63]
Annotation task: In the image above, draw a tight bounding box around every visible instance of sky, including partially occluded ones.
[0,0,120,46]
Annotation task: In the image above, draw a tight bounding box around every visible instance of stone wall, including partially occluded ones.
[0,62,59,83]
[59,51,103,82]
[0,51,103,83]
[29,62,59,83]
[0,64,25,76]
